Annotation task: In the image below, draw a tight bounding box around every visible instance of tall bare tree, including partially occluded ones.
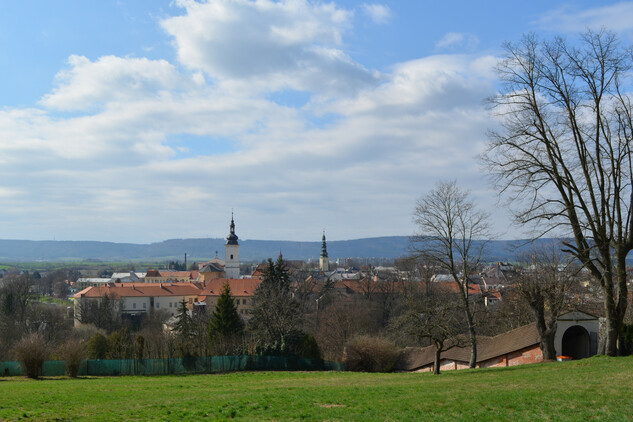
[485,31,633,355]
[412,180,490,367]
[514,244,578,359]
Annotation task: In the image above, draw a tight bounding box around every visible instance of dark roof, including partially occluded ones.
[226,215,239,245]
[199,263,224,273]
[395,323,540,371]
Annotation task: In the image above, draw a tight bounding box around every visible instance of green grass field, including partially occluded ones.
[1,355,632,421]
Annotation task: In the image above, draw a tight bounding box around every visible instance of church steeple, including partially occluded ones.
[226,211,239,245]
[320,231,328,258]
[225,212,240,278]
[319,230,329,272]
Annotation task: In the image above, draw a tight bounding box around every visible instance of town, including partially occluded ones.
[0,213,613,376]
[3,0,633,420]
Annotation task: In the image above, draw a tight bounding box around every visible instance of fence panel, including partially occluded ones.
[1,356,345,377]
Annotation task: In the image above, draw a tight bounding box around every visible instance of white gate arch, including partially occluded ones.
[555,311,599,359]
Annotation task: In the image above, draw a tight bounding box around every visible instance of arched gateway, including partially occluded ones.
[554,311,599,359]
[561,325,591,359]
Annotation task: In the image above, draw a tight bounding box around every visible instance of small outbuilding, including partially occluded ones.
[554,311,599,359]
[396,311,601,373]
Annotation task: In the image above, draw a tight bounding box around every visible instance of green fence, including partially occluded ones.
[0,356,346,377]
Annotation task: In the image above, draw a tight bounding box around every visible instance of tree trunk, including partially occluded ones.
[603,281,619,356]
[462,297,477,367]
[533,303,557,360]
[433,345,441,375]
[539,327,557,360]
[616,254,629,356]
[468,321,477,368]
[604,309,619,357]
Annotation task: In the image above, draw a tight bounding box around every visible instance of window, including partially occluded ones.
[169,302,172,308]
[230,254,234,259]
[143,303,147,309]
[156,302,160,309]
[133,303,136,309]
[243,299,247,305]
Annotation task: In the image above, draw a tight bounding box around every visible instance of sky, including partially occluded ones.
[0,0,632,243]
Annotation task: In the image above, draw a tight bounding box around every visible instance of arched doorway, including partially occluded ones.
[561,325,590,359]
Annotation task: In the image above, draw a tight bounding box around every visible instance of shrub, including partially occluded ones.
[87,333,108,359]
[344,335,399,372]
[73,324,107,342]
[107,328,134,359]
[57,338,86,378]
[13,333,51,379]
[295,333,322,360]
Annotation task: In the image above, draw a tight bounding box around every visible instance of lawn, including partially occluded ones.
[0,355,632,421]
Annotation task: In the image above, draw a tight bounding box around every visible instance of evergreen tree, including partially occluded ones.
[173,300,192,336]
[248,255,302,353]
[208,283,244,340]
[173,300,194,357]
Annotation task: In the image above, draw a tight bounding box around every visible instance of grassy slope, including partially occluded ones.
[0,356,632,421]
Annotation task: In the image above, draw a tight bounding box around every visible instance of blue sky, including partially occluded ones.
[0,0,631,243]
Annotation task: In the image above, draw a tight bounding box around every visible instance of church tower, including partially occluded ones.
[319,231,329,272]
[225,213,240,279]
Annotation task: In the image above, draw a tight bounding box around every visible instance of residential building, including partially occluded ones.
[73,282,203,326]
[198,278,261,319]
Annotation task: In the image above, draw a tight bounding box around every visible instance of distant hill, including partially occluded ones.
[0,237,578,263]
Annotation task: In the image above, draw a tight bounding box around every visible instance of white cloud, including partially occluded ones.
[41,55,192,111]
[436,32,479,51]
[536,2,633,32]
[362,3,392,24]
[0,1,508,243]
[161,0,380,96]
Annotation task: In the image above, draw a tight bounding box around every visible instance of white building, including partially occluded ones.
[73,282,203,326]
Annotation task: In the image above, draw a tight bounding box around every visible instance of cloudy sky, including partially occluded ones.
[0,0,630,243]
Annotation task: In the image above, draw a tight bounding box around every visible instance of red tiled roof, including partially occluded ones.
[251,263,267,278]
[432,281,482,295]
[74,283,202,298]
[199,278,261,298]
[158,270,197,279]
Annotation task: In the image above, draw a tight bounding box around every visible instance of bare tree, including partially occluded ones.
[75,293,122,333]
[485,31,633,355]
[316,297,381,360]
[391,287,466,375]
[412,180,490,368]
[0,274,33,359]
[514,244,578,359]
